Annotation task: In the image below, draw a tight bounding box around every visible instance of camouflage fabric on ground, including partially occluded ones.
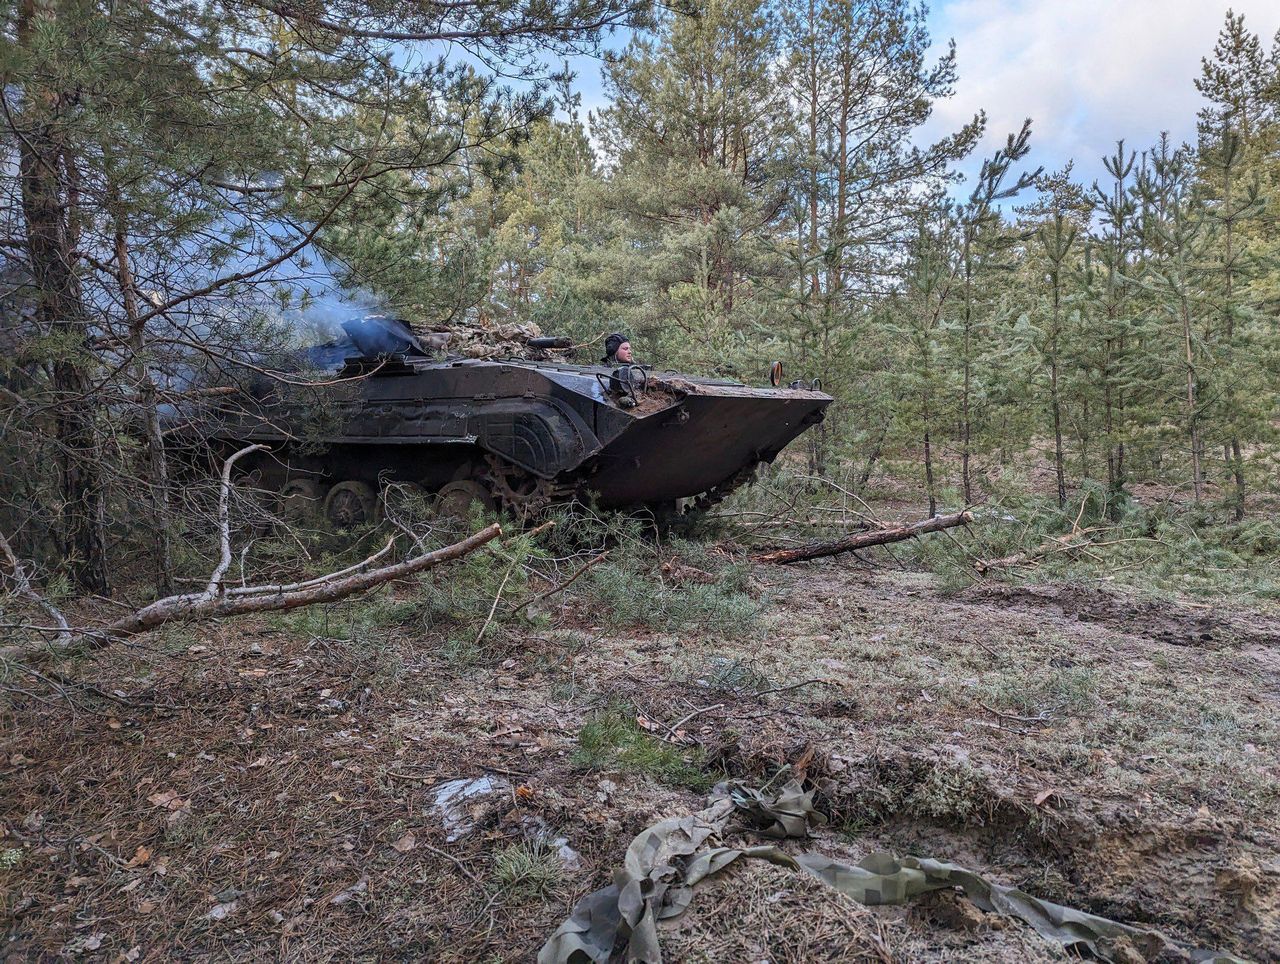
[537,780,1249,964]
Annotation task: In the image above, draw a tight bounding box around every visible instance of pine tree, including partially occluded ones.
[1086,142,1140,507]
[1197,130,1271,518]
[1134,136,1212,502]
[954,121,1039,503]
[594,0,789,364]
[1196,10,1280,318]
[1034,208,1080,507]
[773,0,981,476]
[892,206,960,516]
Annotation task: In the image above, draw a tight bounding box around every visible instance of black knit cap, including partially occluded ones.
[603,332,630,362]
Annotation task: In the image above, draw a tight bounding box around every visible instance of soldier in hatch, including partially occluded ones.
[602,332,634,366]
[601,332,642,407]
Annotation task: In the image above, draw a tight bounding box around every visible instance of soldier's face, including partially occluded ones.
[616,341,633,363]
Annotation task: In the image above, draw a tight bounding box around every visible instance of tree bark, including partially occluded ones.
[805,0,820,298]
[922,422,937,518]
[857,419,889,489]
[961,232,974,505]
[1180,292,1203,502]
[754,511,972,565]
[1221,155,1245,521]
[832,54,850,294]
[16,0,109,592]
[1231,439,1245,521]
[1050,283,1066,509]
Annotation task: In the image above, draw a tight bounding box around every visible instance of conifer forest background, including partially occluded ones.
[5,1,1280,593]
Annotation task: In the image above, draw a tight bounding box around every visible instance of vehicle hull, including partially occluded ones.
[186,355,832,511]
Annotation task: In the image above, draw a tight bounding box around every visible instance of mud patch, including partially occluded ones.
[961,582,1280,649]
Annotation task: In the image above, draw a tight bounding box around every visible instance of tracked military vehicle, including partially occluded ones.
[188,316,831,525]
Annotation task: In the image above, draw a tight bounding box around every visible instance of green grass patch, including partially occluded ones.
[986,663,1100,717]
[902,483,1280,601]
[573,703,711,790]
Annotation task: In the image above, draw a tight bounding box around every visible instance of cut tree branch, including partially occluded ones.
[98,523,503,642]
[0,530,74,650]
[0,442,505,663]
[509,551,609,614]
[753,511,974,565]
[1,524,502,662]
[208,445,269,597]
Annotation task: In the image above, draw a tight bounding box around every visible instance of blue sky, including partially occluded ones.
[565,1,1280,194]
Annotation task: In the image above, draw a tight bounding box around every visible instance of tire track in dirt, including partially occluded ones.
[958,582,1280,650]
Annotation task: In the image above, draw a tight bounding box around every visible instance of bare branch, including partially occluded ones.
[509,551,609,614]
[0,531,74,649]
[0,524,503,664]
[207,445,270,597]
[2,441,501,662]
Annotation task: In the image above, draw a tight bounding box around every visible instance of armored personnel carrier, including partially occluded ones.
[189,317,831,525]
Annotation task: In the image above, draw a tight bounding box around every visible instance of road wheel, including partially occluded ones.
[324,480,379,528]
[279,479,326,526]
[435,479,496,520]
[381,480,433,524]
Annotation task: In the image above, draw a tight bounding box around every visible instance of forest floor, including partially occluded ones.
[2,513,1279,962]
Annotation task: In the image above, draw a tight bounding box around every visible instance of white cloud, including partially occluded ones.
[923,0,1280,188]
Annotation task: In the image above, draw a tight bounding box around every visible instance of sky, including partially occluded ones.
[568,0,1280,194]
[921,0,1280,189]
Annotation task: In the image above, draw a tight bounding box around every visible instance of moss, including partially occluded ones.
[987,664,1100,716]
[904,760,993,823]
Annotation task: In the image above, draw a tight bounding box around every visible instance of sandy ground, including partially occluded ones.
[2,550,1277,962]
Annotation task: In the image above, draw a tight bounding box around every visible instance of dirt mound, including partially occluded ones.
[802,745,1275,958]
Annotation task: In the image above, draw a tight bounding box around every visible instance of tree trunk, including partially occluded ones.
[857,419,891,489]
[1050,279,1066,509]
[1103,334,1121,518]
[1051,359,1065,508]
[1231,438,1245,521]
[832,56,851,294]
[806,0,820,298]
[16,0,109,592]
[113,202,174,593]
[1181,294,1203,502]
[961,233,974,505]
[923,425,937,518]
[807,420,827,478]
[1222,158,1245,520]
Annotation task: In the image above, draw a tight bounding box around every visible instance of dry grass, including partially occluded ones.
[2,527,1277,960]
[661,861,1066,963]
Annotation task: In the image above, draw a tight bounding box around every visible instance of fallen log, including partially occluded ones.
[753,510,973,565]
[0,443,505,663]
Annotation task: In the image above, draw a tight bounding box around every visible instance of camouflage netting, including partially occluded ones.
[420,320,573,361]
[538,781,1250,964]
